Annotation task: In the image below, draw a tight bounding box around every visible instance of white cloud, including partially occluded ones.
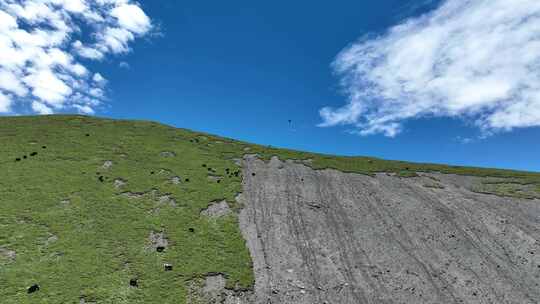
[73,40,104,60]
[320,0,540,136]
[0,69,27,96]
[111,3,151,34]
[98,27,134,54]
[0,0,153,114]
[93,73,106,85]
[23,69,72,105]
[73,104,95,114]
[31,101,53,115]
[0,91,11,112]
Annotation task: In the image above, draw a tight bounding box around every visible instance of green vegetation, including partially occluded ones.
[0,116,251,304]
[1,115,539,303]
[471,179,540,199]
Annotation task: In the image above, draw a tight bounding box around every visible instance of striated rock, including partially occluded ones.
[239,155,540,304]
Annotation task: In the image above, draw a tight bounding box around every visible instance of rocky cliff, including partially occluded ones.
[238,155,540,304]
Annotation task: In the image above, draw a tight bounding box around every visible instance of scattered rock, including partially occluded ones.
[157,169,172,176]
[202,274,227,298]
[114,179,127,189]
[207,175,223,183]
[102,161,113,170]
[0,247,16,261]
[201,200,231,218]
[160,151,176,157]
[158,195,177,207]
[187,273,255,304]
[171,176,181,184]
[46,234,58,246]
[121,192,145,199]
[27,284,39,294]
[164,263,173,271]
[79,297,97,304]
[148,231,168,252]
[60,199,70,205]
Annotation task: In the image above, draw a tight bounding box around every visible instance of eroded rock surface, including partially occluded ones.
[201,200,232,218]
[239,155,540,304]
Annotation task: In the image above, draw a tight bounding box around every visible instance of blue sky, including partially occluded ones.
[1,0,539,172]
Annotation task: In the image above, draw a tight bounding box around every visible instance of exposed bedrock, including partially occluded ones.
[238,155,540,304]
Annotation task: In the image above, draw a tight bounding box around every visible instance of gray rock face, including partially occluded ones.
[239,155,540,304]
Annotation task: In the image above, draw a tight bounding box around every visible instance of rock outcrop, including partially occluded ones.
[239,155,540,304]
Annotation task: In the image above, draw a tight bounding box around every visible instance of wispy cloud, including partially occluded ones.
[0,0,152,115]
[320,0,540,137]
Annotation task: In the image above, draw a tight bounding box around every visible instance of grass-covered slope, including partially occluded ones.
[0,116,252,303]
[1,115,539,303]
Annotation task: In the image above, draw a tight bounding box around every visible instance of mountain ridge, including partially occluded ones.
[0,115,538,303]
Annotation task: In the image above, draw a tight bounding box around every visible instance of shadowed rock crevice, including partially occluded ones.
[238,155,540,304]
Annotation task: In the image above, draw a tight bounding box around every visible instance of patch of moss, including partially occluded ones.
[471,180,540,199]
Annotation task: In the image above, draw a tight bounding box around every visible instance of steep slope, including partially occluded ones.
[240,155,540,303]
[0,116,254,304]
[0,115,539,304]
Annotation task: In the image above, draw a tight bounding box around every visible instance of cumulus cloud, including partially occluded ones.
[0,0,152,115]
[320,0,540,136]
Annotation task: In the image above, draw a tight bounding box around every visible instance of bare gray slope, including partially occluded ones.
[238,155,540,304]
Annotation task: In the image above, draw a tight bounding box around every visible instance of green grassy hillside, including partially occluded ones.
[1,115,539,303]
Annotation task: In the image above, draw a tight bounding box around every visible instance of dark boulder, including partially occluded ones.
[27,284,39,294]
